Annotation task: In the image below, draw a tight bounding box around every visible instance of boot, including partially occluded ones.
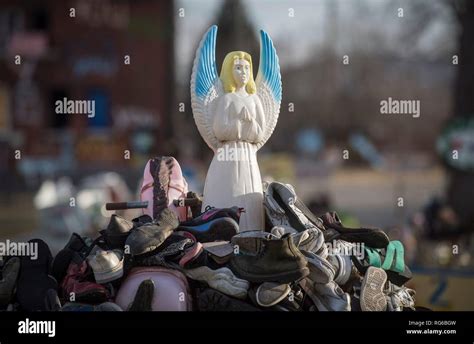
[230,232,309,283]
[125,208,179,256]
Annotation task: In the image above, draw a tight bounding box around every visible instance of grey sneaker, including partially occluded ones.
[264,182,325,232]
[326,240,357,286]
[271,226,327,258]
[184,266,249,299]
[300,278,351,311]
[386,283,416,311]
[255,282,291,307]
[87,248,124,284]
[360,266,387,311]
[300,250,335,284]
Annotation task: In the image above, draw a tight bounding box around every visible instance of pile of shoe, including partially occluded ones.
[0,156,418,312]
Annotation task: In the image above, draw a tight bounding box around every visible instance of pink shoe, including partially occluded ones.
[140,156,188,221]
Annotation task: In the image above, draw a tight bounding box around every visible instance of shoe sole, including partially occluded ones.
[360,266,387,311]
[230,261,310,284]
[179,218,238,243]
[149,157,173,219]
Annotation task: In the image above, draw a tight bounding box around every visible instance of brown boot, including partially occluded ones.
[230,232,309,283]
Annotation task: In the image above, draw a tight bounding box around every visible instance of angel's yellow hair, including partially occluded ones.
[220,51,256,94]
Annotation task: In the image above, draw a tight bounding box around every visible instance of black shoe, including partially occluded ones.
[230,231,309,283]
[101,214,134,250]
[44,289,62,311]
[17,239,58,311]
[178,217,239,243]
[138,233,195,267]
[0,257,20,307]
[320,212,390,248]
[125,208,179,256]
[196,288,259,311]
[128,279,155,311]
[51,233,91,284]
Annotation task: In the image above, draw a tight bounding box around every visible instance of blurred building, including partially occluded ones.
[0,0,174,186]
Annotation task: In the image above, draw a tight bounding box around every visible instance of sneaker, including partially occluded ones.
[271,226,327,258]
[201,241,234,265]
[87,248,124,284]
[386,283,416,311]
[127,279,154,311]
[16,239,58,311]
[138,233,195,269]
[179,217,239,243]
[300,250,335,284]
[196,288,259,312]
[327,253,356,286]
[0,257,20,307]
[61,260,109,303]
[320,212,390,248]
[326,240,359,286]
[125,208,179,256]
[51,233,91,285]
[178,241,204,268]
[264,182,325,232]
[185,266,249,299]
[230,231,309,283]
[140,156,188,221]
[254,282,291,307]
[300,278,351,311]
[183,206,243,224]
[352,240,412,286]
[360,266,387,311]
[101,214,134,250]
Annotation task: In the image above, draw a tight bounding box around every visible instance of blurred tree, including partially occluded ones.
[447,0,474,230]
[215,0,259,70]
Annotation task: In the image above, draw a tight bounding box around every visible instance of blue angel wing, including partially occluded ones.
[255,29,282,149]
[191,25,223,151]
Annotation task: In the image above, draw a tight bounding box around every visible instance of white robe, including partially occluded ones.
[202,92,265,231]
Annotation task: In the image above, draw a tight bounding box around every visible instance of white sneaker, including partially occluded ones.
[386,283,416,311]
[300,278,351,311]
[185,266,249,299]
[87,248,124,284]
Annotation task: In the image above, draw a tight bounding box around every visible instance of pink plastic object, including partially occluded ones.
[140,157,188,221]
[115,267,192,311]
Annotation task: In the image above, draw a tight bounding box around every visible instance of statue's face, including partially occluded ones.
[232,58,250,88]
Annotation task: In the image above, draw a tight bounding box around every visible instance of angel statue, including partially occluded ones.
[191,25,281,231]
